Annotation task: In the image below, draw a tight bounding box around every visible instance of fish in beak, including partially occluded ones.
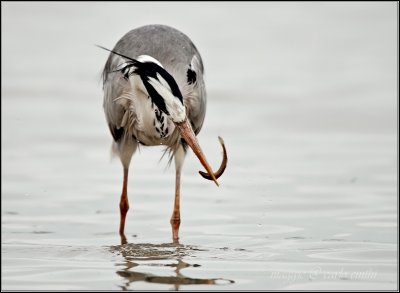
[176,119,227,186]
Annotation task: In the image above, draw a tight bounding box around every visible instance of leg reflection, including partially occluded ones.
[112,239,234,290]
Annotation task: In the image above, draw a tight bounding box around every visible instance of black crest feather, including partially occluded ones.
[97,44,184,116]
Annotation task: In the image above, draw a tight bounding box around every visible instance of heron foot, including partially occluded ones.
[119,231,128,245]
[119,194,129,238]
[170,217,181,240]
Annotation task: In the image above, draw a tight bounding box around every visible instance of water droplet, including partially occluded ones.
[257,223,262,227]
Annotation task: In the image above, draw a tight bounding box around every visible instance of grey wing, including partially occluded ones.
[102,54,135,142]
[182,54,207,136]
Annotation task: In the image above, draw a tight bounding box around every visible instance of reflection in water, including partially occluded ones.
[110,241,234,290]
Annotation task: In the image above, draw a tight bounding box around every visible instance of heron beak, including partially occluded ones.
[176,119,219,186]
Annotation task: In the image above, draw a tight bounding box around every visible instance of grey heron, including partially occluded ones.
[98,24,227,242]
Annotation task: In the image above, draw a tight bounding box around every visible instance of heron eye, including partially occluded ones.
[121,66,133,79]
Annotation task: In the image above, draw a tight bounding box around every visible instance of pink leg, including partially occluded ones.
[170,145,185,240]
[170,169,181,240]
[119,167,129,244]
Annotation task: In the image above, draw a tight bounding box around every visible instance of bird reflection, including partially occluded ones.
[111,239,234,290]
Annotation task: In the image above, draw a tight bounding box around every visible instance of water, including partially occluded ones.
[2,2,398,290]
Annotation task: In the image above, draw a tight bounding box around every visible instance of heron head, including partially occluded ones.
[135,55,187,124]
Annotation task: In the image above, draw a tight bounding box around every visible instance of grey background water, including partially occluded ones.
[2,2,398,290]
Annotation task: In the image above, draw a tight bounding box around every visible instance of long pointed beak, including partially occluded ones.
[176,119,219,186]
